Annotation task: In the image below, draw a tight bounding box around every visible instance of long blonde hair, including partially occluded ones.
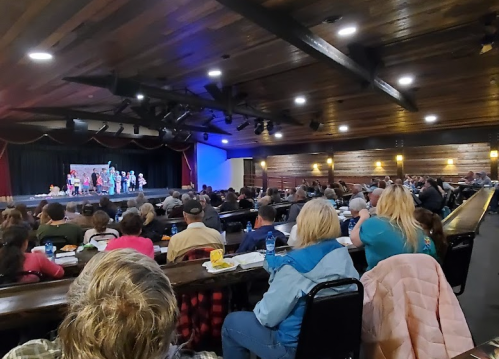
[59,249,178,359]
[376,184,421,251]
[140,203,155,226]
[297,199,340,247]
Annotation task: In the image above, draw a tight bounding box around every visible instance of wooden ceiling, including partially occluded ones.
[1,0,499,148]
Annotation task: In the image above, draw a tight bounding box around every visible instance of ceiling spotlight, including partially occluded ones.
[133,124,140,135]
[96,122,109,135]
[338,26,357,36]
[114,99,131,115]
[203,132,209,141]
[208,69,222,77]
[237,120,250,131]
[294,96,306,105]
[115,124,124,137]
[175,111,191,124]
[254,119,265,135]
[425,115,437,123]
[339,125,349,132]
[159,128,174,142]
[28,52,53,61]
[222,139,229,144]
[225,115,233,124]
[398,76,414,86]
[136,93,145,100]
[275,132,283,139]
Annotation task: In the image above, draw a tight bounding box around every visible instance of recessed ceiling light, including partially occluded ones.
[398,76,414,86]
[221,139,228,144]
[136,94,145,100]
[28,52,53,61]
[208,69,222,77]
[294,96,306,105]
[338,26,357,36]
[425,115,437,123]
[275,132,283,138]
[339,125,349,132]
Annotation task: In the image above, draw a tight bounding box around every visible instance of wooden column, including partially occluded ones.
[490,133,498,180]
[258,157,268,190]
[327,153,334,184]
[396,155,404,180]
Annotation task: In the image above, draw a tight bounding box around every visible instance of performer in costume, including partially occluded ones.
[66,174,74,196]
[96,173,103,194]
[129,171,137,192]
[138,173,147,192]
[107,161,115,196]
[100,168,109,193]
[115,170,122,194]
[121,171,128,193]
[82,173,90,195]
[73,174,80,196]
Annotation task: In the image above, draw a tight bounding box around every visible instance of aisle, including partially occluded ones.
[458,214,499,343]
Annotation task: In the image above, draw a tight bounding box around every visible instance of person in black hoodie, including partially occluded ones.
[139,203,165,242]
[238,189,254,209]
[287,188,307,222]
[419,178,444,215]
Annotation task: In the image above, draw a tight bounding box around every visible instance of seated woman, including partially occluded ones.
[419,178,444,214]
[140,203,165,242]
[257,188,273,206]
[1,210,31,230]
[350,184,438,270]
[340,198,367,236]
[0,226,64,284]
[106,213,154,258]
[222,199,359,359]
[98,196,117,219]
[15,204,35,229]
[4,249,219,359]
[324,188,337,208]
[220,192,240,212]
[238,189,255,209]
[414,207,448,260]
[83,210,119,244]
[271,188,282,204]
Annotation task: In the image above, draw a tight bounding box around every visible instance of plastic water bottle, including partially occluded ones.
[45,240,54,261]
[348,219,355,236]
[265,231,276,256]
[115,208,122,223]
[246,221,252,233]
[171,224,178,236]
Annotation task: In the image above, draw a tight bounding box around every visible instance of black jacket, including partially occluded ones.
[419,186,443,214]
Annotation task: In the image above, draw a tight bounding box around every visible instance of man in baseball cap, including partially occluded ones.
[167,200,224,263]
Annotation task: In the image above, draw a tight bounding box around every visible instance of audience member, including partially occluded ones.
[0,226,64,284]
[33,200,48,219]
[199,194,222,232]
[98,196,117,220]
[350,184,365,200]
[286,187,297,202]
[107,213,154,258]
[419,178,444,214]
[3,249,219,359]
[324,188,337,207]
[414,207,448,260]
[37,203,83,245]
[237,206,287,253]
[167,200,224,263]
[123,199,139,216]
[14,204,35,229]
[415,176,425,188]
[377,180,387,189]
[350,185,437,270]
[287,188,307,222]
[84,210,119,244]
[39,205,50,226]
[384,176,393,184]
[238,189,254,209]
[140,203,165,242]
[489,183,499,214]
[368,188,384,215]
[222,199,358,359]
[162,190,182,213]
[475,171,492,187]
[340,198,367,236]
[169,193,191,218]
[332,183,344,199]
[1,210,30,230]
[271,188,282,204]
[136,192,147,207]
[2,201,15,218]
[69,203,94,227]
[394,178,403,185]
[209,191,223,207]
[461,171,475,183]
[65,202,80,221]
[287,224,301,248]
[438,177,453,191]
[220,192,240,212]
[258,188,273,206]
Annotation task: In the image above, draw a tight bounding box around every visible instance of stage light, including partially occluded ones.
[339,125,349,132]
[115,124,124,137]
[203,132,209,141]
[294,96,306,105]
[208,69,222,77]
[225,115,233,124]
[491,150,498,158]
[133,124,140,135]
[275,132,283,139]
[254,119,264,135]
[447,159,454,165]
[425,115,437,123]
[159,128,174,142]
[396,155,403,162]
[327,158,333,165]
[260,161,266,167]
[338,26,357,36]
[313,163,319,170]
[96,122,109,135]
[398,76,414,86]
[136,93,145,100]
[222,139,229,144]
[114,99,131,115]
[28,52,53,61]
[237,121,250,131]
[376,161,382,167]
[266,121,275,133]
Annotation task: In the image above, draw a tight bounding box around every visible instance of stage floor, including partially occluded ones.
[0,188,181,209]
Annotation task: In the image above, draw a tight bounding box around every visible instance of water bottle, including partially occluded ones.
[246,221,252,233]
[115,208,122,223]
[265,231,276,256]
[44,240,54,261]
[348,219,355,236]
[171,224,178,236]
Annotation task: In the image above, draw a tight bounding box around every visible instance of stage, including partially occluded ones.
[0,188,182,210]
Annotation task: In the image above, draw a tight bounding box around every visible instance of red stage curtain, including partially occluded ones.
[0,140,12,200]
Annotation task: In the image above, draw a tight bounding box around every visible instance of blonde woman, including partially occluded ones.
[140,203,164,242]
[350,184,437,270]
[222,199,358,359]
[3,249,220,359]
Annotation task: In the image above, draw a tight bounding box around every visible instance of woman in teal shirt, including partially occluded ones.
[350,184,437,270]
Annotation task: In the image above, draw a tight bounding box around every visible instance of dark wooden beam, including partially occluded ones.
[215,0,418,112]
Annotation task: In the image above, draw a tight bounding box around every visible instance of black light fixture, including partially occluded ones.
[115,123,124,137]
[113,99,131,115]
[183,132,192,142]
[309,113,324,131]
[158,128,174,143]
[133,124,140,135]
[266,121,275,134]
[237,120,250,131]
[225,114,233,124]
[175,111,191,124]
[254,118,264,135]
[96,122,109,135]
[203,132,209,141]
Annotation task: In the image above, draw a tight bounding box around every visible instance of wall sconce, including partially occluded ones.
[447,159,454,165]
[491,150,498,158]
[327,158,333,165]
[260,161,266,167]
[313,163,318,170]
[396,155,403,162]
[376,161,382,167]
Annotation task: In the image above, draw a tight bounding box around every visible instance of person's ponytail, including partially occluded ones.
[0,226,28,284]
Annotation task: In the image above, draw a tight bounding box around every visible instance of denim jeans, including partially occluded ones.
[222,312,296,359]
[490,188,499,212]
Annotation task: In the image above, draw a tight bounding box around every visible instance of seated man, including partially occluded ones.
[199,194,222,232]
[162,190,182,213]
[65,202,80,221]
[37,203,83,245]
[167,200,224,263]
[350,184,365,200]
[340,198,367,236]
[237,205,287,253]
[368,188,384,216]
[168,193,190,218]
[287,188,307,222]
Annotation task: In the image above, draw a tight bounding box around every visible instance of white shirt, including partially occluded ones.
[84,228,120,244]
